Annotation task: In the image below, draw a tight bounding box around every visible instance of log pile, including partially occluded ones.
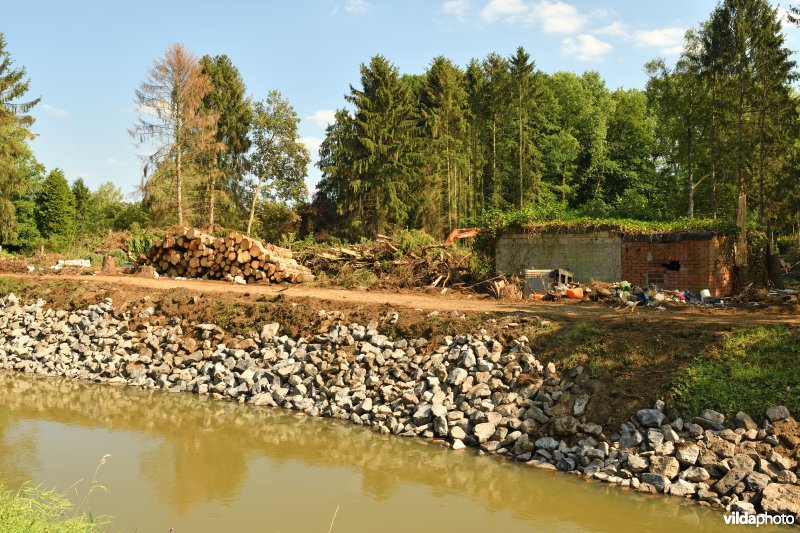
[141,227,314,284]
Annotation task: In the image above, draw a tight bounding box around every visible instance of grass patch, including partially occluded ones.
[0,277,32,296]
[315,267,377,289]
[211,301,240,331]
[0,483,105,532]
[666,326,800,421]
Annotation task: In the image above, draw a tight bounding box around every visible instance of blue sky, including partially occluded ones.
[4,0,799,199]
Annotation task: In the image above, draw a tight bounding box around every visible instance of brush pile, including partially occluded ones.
[141,227,314,284]
[294,234,475,289]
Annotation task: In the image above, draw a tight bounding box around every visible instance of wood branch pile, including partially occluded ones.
[294,234,475,289]
[140,227,315,284]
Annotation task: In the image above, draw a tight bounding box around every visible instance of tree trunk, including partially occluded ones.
[687,126,694,218]
[710,75,718,219]
[734,190,749,292]
[176,147,183,225]
[767,227,784,289]
[518,104,523,208]
[208,175,216,232]
[758,107,765,225]
[246,175,264,236]
[492,116,497,208]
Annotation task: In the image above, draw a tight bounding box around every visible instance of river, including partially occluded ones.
[0,372,770,532]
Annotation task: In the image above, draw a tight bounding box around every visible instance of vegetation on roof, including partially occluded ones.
[476,204,736,239]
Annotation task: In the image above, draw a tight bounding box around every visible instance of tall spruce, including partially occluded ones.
[35,169,75,240]
[200,54,253,230]
[419,56,468,235]
[0,33,40,242]
[345,55,419,236]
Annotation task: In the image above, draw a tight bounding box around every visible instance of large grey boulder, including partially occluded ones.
[640,473,671,493]
[766,405,790,422]
[636,409,665,428]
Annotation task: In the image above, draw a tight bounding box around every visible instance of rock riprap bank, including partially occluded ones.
[0,293,798,520]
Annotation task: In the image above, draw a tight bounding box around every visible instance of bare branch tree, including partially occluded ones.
[130,43,220,225]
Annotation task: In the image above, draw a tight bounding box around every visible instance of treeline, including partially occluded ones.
[312,0,799,241]
[0,38,310,253]
[130,44,310,240]
[2,0,799,260]
[5,161,145,252]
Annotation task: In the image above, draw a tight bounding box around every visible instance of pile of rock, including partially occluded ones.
[141,227,314,284]
[0,293,797,519]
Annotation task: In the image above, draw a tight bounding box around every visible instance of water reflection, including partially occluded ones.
[0,381,39,486]
[0,372,759,532]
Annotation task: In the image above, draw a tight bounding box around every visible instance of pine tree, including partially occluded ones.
[200,55,253,230]
[35,169,76,240]
[345,55,419,236]
[0,32,40,242]
[419,56,468,235]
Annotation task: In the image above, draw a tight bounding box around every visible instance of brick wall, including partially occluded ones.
[621,236,732,296]
[495,232,622,283]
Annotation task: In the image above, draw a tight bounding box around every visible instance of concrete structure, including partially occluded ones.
[496,230,732,296]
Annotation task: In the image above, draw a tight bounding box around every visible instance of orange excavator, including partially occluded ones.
[444,227,480,245]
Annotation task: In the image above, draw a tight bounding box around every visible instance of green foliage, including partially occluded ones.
[251,201,301,243]
[395,229,436,255]
[126,230,158,257]
[35,169,76,243]
[475,204,736,239]
[0,482,104,532]
[200,54,253,229]
[317,266,377,289]
[111,203,149,232]
[0,33,40,243]
[247,90,309,236]
[777,234,800,264]
[667,326,800,421]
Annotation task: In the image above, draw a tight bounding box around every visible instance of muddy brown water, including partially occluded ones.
[0,372,776,532]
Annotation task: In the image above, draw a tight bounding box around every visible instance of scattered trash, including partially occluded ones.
[59,259,91,268]
[566,287,583,299]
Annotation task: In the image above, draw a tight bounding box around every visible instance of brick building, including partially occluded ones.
[495,230,732,296]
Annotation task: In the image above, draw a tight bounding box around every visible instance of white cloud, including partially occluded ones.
[660,44,685,56]
[561,34,613,62]
[105,157,123,166]
[480,0,527,22]
[480,0,585,34]
[41,103,70,118]
[345,0,369,15]
[594,21,628,39]
[306,109,336,129]
[532,1,586,34]
[442,0,470,19]
[634,27,686,55]
[299,136,323,156]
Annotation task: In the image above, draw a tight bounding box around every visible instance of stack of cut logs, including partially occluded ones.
[141,227,314,284]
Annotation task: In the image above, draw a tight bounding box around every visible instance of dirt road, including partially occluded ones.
[3,272,798,328]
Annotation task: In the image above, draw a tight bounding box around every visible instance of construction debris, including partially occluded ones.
[140,227,314,285]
